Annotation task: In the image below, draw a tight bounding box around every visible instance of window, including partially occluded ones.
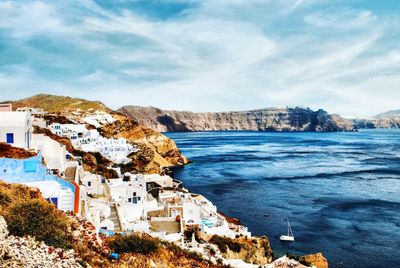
[6,133,14,144]
[138,197,141,201]
[128,198,132,203]
[88,181,92,187]
[133,192,137,196]
[24,160,37,172]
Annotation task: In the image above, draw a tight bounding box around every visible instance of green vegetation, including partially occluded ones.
[4,199,71,249]
[209,235,242,253]
[109,234,159,255]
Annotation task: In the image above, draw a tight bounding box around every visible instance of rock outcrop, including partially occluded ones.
[299,253,329,268]
[206,235,274,265]
[119,106,355,132]
[99,113,190,174]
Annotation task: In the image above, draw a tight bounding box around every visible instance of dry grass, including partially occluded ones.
[12,94,109,113]
[150,220,180,234]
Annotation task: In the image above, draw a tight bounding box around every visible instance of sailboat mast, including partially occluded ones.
[287,218,290,236]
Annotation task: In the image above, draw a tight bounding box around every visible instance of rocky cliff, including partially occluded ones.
[12,94,189,174]
[118,106,355,132]
[353,109,400,129]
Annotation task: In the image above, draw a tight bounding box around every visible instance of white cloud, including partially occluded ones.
[304,9,377,29]
[0,0,399,117]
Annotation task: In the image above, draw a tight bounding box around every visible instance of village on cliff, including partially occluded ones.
[0,101,327,268]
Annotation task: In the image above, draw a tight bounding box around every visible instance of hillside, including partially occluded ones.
[118,106,355,132]
[352,109,400,129]
[12,94,108,113]
[0,181,226,268]
[11,94,189,174]
[374,109,400,119]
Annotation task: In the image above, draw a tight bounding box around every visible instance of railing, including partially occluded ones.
[114,202,125,231]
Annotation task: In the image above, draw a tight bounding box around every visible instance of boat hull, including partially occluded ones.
[280,235,294,241]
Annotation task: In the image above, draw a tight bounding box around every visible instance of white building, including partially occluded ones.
[0,103,12,112]
[83,111,116,128]
[31,134,67,171]
[108,178,147,206]
[0,111,33,149]
[183,202,202,226]
[106,178,153,232]
[50,123,88,141]
[16,107,46,116]
[81,136,134,164]
[85,199,115,232]
[80,171,104,196]
[49,123,135,164]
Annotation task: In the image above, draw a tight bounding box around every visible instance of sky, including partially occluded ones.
[0,0,400,118]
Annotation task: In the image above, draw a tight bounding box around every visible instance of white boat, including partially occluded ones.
[280,218,295,241]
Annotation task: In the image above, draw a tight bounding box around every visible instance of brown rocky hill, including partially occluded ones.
[352,109,400,129]
[0,143,37,159]
[12,94,108,113]
[118,106,355,132]
[11,94,189,174]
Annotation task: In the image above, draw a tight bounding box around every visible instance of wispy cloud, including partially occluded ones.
[0,0,399,117]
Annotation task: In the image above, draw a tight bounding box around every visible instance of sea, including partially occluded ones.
[165,130,400,268]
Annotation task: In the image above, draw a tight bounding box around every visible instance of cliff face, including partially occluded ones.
[118,106,355,132]
[11,94,189,174]
[353,109,400,129]
[98,113,189,174]
[353,119,400,129]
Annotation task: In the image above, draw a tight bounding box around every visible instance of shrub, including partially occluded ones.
[4,199,71,249]
[109,234,159,255]
[184,227,201,242]
[209,235,241,253]
[0,191,11,206]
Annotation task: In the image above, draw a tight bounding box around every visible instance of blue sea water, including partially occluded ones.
[165,130,400,268]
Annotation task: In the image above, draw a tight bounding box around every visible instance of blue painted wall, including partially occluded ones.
[0,153,76,201]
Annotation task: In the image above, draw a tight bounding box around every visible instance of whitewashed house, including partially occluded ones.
[108,178,147,206]
[31,134,68,171]
[0,111,33,149]
[80,171,104,196]
[81,136,134,164]
[49,123,135,164]
[183,202,202,226]
[16,107,46,116]
[50,123,87,142]
[107,178,150,232]
[0,103,12,112]
[83,111,116,128]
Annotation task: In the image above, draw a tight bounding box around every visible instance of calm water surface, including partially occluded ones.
[165,130,400,268]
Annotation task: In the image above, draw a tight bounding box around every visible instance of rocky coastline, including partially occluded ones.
[118,106,355,132]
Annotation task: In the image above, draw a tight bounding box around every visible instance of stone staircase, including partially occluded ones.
[58,188,74,212]
[109,204,122,232]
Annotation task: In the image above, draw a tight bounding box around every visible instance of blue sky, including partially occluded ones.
[0,0,399,118]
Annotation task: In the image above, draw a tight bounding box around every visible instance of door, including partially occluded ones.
[6,133,14,144]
